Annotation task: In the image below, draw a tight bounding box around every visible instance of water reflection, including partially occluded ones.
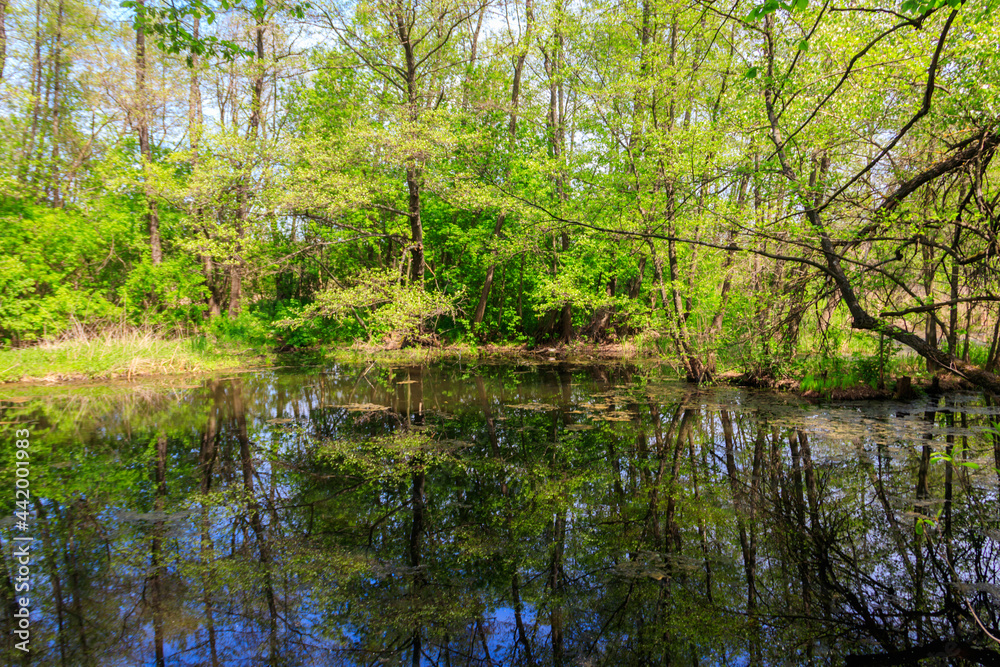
[1,362,999,665]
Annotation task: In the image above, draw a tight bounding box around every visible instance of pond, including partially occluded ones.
[1,361,999,666]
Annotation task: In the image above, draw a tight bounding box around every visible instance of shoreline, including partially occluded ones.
[0,339,966,405]
[0,333,267,386]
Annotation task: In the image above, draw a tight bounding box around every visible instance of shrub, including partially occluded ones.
[277,269,455,346]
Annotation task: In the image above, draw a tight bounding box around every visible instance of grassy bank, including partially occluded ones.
[0,320,979,397]
[0,328,264,383]
[0,328,668,385]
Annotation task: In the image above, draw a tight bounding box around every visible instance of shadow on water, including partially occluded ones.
[1,361,999,666]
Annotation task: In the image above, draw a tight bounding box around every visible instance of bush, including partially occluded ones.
[276,269,456,346]
[0,199,124,344]
[208,310,272,349]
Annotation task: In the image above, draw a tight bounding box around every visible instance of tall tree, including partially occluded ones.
[135,0,163,264]
[319,0,487,285]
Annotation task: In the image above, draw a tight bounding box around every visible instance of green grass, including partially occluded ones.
[0,327,265,383]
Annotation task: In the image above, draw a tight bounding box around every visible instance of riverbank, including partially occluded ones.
[1,336,640,385]
[0,334,961,404]
[321,339,658,363]
[0,331,264,383]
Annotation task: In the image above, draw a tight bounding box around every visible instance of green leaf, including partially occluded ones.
[798,39,810,52]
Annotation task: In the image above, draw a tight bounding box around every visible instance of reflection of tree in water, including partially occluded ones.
[0,364,998,665]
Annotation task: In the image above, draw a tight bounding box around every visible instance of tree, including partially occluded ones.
[743,1,1000,391]
[312,0,487,285]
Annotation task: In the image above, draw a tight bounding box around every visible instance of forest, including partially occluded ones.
[2,0,1000,388]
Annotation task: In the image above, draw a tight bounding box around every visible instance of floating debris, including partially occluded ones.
[506,403,557,411]
[329,403,390,412]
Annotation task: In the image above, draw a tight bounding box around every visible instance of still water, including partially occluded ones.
[1,361,998,666]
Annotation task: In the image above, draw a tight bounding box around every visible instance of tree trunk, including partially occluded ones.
[189,16,219,318]
[229,16,266,319]
[234,380,278,661]
[472,219,501,327]
[460,4,486,111]
[473,0,534,327]
[787,431,812,613]
[151,434,167,667]
[409,467,426,667]
[582,276,616,341]
[0,0,7,81]
[136,0,162,265]
[666,230,705,381]
[558,233,572,343]
[200,381,221,667]
[542,11,571,343]
[986,307,1000,372]
[189,15,203,153]
[64,503,92,665]
[948,227,960,355]
[35,499,68,666]
[548,511,566,667]
[249,20,265,138]
[227,261,242,318]
[922,242,937,370]
[406,164,424,284]
[23,0,42,183]
[758,16,1000,394]
[49,0,65,204]
[392,8,425,287]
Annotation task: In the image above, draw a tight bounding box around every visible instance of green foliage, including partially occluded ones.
[930,444,983,470]
[0,199,124,344]
[746,0,809,22]
[720,287,798,380]
[900,0,966,15]
[208,310,272,349]
[319,430,457,483]
[797,334,897,392]
[280,269,457,346]
[122,0,310,63]
[121,255,209,325]
[799,358,854,393]
[851,334,896,388]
